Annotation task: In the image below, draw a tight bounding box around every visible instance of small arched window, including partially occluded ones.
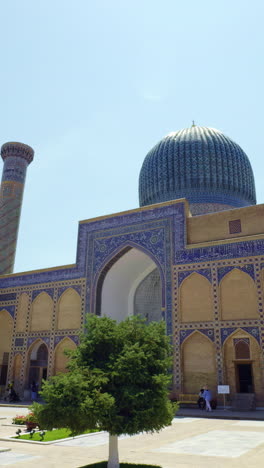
[234,338,250,359]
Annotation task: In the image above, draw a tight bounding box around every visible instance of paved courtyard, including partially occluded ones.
[0,407,264,467]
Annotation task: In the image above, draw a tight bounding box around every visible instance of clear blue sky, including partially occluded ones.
[0,0,263,272]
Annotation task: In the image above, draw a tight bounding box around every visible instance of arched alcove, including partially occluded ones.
[182,331,216,393]
[54,338,77,375]
[27,340,48,389]
[57,288,81,330]
[223,329,262,398]
[180,273,213,322]
[96,246,163,322]
[134,267,162,322]
[13,354,22,389]
[220,269,258,320]
[0,310,13,386]
[31,292,53,331]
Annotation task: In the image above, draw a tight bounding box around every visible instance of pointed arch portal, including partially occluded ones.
[95,247,163,322]
[27,341,48,389]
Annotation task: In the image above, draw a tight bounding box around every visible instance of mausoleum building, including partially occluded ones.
[0,125,264,407]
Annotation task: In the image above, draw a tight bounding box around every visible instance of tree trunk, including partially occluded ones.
[107,433,119,468]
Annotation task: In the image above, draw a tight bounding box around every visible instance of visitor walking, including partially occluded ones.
[204,387,212,411]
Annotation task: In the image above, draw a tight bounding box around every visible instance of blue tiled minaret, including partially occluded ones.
[0,142,34,274]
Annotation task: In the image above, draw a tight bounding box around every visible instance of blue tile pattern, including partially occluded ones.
[217,264,255,283]
[221,326,260,344]
[0,293,16,301]
[58,285,82,298]
[54,335,79,346]
[15,338,24,347]
[139,126,256,213]
[178,268,212,286]
[32,288,54,300]
[180,328,214,344]
[27,336,50,348]
[0,305,15,317]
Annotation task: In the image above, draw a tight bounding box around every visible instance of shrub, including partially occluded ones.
[12,415,27,425]
[25,412,38,424]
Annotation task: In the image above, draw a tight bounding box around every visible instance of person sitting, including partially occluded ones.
[197,388,205,409]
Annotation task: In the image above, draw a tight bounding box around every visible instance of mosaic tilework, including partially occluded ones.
[217,264,255,282]
[175,240,264,264]
[27,336,50,348]
[180,328,214,344]
[58,285,82,298]
[0,293,16,301]
[139,126,256,210]
[54,335,79,346]
[221,327,260,344]
[81,202,186,337]
[0,305,15,317]
[178,268,212,286]
[5,278,86,390]
[32,288,54,300]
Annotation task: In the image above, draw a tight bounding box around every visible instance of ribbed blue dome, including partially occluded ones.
[139,126,256,215]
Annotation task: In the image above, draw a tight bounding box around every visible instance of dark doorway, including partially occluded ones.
[237,364,253,393]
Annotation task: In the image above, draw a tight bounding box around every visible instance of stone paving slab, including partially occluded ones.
[177,407,264,420]
[0,452,40,466]
[154,429,264,458]
[0,447,11,453]
[55,431,129,447]
[1,412,264,467]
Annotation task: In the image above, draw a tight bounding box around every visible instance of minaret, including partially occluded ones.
[0,142,34,275]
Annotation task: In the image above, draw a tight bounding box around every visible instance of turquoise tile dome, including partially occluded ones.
[139,125,256,215]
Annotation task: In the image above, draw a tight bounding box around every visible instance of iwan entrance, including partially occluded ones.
[236,363,254,393]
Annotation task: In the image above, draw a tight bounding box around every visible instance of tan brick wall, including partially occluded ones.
[180,273,214,322]
[54,338,77,374]
[13,354,22,389]
[182,332,217,394]
[187,204,264,244]
[0,310,13,362]
[223,330,264,402]
[30,292,53,331]
[57,288,81,330]
[220,269,258,320]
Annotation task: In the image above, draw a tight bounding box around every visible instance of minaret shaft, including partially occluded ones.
[0,142,34,275]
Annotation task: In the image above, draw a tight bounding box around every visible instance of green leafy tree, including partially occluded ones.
[33,314,177,468]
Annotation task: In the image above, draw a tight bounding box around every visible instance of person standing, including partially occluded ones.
[204,387,212,411]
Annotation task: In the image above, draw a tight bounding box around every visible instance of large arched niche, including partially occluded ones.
[54,338,77,375]
[220,269,258,320]
[57,288,81,330]
[95,246,163,322]
[30,292,53,331]
[180,273,213,322]
[26,340,48,389]
[182,331,216,393]
[13,354,22,389]
[223,329,263,400]
[0,310,13,386]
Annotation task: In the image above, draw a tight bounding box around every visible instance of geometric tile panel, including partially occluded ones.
[221,327,260,344]
[217,264,255,283]
[0,305,15,317]
[14,338,24,347]
[178,268,212,286]
[180,328,214,344]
